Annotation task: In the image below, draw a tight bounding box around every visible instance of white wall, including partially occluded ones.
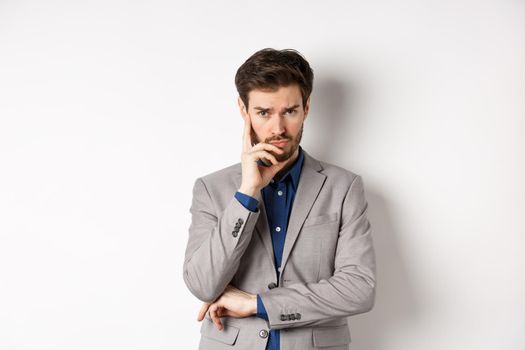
[1,1,524,349]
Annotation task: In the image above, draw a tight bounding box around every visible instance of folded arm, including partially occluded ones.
[258,175,376,329]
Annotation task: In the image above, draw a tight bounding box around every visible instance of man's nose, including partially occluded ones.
[269,115,285,135]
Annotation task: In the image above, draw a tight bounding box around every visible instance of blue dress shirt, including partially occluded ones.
[234,145,305,350]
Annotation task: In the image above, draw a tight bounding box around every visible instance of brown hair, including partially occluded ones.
[234,48,314,110]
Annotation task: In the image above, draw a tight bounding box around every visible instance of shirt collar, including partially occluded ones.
[271,145,305,191]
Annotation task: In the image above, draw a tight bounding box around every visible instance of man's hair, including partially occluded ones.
[235,48,314,110]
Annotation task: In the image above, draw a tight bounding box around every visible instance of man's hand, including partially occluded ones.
[239,111,289,198]
[197,285,257,331]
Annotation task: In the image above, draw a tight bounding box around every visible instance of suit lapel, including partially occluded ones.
[280,150,326,272]
[233,149,326,273]
[254,196,276,271]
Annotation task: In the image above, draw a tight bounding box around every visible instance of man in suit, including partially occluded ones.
[183,48,376,349]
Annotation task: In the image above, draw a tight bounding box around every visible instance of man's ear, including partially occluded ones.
[303,96,311,121]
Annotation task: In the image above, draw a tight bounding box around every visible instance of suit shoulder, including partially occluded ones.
[318,159,362,187]
[195,162,241,188]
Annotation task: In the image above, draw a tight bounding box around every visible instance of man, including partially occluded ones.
[183,48,376,350]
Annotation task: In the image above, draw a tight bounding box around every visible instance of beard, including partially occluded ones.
[257,123,303,162]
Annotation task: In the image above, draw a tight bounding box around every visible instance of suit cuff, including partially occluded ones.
[256,294,269,320]
[235,191,259,212]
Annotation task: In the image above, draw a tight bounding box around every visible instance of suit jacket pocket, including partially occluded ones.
[312,324,351,348]
[290,213,339,282]
[303,212,339,228]
[200,317,240,345]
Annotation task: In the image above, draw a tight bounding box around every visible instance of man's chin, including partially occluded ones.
[275,154,290,162]
[269,149,287,162]
[275,146,296,162]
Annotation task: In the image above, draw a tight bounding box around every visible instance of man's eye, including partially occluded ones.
[258,111,268,117]
[286,109,297,115]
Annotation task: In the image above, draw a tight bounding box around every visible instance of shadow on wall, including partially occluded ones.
[349,189,421,350]
[311,76,421,350]
[306,77,350,160]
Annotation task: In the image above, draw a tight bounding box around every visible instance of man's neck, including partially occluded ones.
[274,147,300,182]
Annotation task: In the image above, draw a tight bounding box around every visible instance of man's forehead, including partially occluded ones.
[248,85,302,108]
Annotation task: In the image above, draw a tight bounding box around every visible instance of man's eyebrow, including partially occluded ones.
[253,104,300,112]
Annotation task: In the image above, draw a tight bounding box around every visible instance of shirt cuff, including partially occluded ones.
[235,191,259,212]
[256,294,269,320]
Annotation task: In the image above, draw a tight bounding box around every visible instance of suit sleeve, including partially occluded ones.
[258,175,376,329]
[183,177,261,302]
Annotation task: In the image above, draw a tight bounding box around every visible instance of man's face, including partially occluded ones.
[238,84,310,162]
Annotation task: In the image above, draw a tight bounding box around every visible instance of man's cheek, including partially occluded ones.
[250,128,261,145]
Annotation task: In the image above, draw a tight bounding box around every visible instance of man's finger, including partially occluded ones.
[250,150,279,166]
[242,113,253,152]
[197,303,210,321]
[209,304,223,331]
[250,142,285,155]
[219,308,243,318]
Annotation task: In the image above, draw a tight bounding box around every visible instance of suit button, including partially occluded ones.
[232,231,238,237]
[290,313,296,320]
[280,314,286,321]
[234,222,241,228]
[267,282,277,289]
[295,313,301,320]
[259,329,268,338]
[237,218,244,224]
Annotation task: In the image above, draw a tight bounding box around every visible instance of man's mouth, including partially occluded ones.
[270,140,289,147]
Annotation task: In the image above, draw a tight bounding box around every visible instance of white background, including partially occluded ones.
[1,1,524,349]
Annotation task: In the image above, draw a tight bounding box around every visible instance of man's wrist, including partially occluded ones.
[235,191,259,212]
[238,186,260,198]
[256,294,269,320]
[249,294,257,315]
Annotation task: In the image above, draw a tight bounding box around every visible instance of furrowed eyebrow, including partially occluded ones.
[253,104,300,112]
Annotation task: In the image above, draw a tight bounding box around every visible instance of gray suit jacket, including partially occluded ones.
[183,148,376,349]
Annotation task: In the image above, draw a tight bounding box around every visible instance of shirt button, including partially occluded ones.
[259,329,269,338]
[270,179,274,183]
[277,190,283,196]
[275,226,281,232]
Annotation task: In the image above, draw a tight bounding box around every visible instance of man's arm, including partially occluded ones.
[258,175,376,329]
[182,177,261,303]
[184,109,289,304]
